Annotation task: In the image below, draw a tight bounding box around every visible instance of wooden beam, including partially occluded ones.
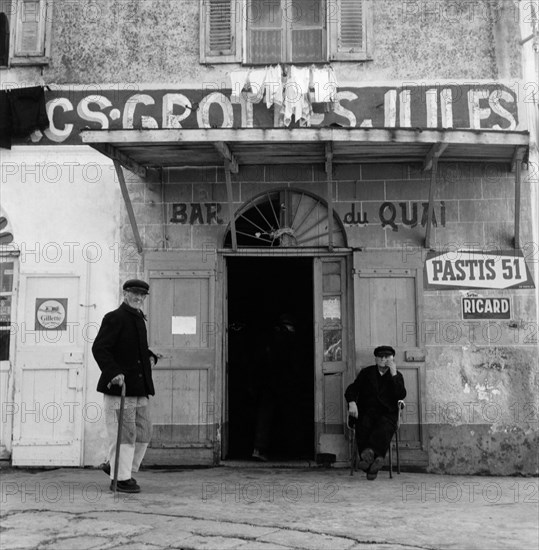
[325,142,334,252]
[80,128,530,147]
[423,142,448,171]
[213,142,239,173]
[113,160,143,254]
[514,160,521,250]
[91,143,147,179]
[511,145,526,173]
[224,163,237,251]
[424,157,439,249]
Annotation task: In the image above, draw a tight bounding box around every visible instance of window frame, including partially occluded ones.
[200,0,372,65]
[246,0,328,65]
[2,0,53,67]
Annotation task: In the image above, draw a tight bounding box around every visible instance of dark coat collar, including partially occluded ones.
[120,301,147,320]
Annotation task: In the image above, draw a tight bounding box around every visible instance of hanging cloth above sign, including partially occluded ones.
[0,86,50,149]
[228,64,338,127]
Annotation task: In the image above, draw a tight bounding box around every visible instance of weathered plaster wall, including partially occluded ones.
[43,0,522,85]
[425,345,538,475]
[0,147,121,466]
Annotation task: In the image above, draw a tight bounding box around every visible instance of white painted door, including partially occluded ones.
[0,256,18,459]
[12,274,85,466]
[352,253,427,463]
[314,256,354,463]
[145,251,218,466]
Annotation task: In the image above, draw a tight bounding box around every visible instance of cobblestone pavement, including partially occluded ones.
[0,466,537,549]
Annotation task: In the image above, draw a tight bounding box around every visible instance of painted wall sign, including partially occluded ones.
[424,250,535,290]
[35,298,68,330]
[462,297,511,319]
[170,203,224,225]
[343,201,446,230]
[13,83,522,145]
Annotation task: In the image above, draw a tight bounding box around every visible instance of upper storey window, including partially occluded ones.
[0,0,53,67]
[200,0,372,64]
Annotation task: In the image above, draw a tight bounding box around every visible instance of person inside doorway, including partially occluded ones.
[92,279,158,493]
[345,345,406,480]
[252,313,300,461]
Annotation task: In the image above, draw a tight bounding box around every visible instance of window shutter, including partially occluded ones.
[10,0,51,65]
[200,0,242,64]
[13,0,44,56]
[329,0,372,61]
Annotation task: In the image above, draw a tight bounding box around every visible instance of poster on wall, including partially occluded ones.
[424,250,535,290]
[35,299,68,331]
[462,297,512,319]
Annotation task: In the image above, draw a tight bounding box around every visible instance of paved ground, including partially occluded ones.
[0,465,537,550]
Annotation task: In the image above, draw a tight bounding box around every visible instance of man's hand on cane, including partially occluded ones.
[108,374,125,388]
[348,401,358,418]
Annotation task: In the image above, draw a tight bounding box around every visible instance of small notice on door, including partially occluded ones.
[171,316,197,334]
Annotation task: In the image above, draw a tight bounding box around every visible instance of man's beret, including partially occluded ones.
[374,345,395,357]
[123,279,150,294]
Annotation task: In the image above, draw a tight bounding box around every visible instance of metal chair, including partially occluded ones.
[349,400,405,478]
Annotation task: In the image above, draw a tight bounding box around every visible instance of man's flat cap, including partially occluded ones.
[123,279,150,294]
[374,345,395,357]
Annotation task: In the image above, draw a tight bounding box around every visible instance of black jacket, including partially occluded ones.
[92,302,157,397]
[344,365,406,419]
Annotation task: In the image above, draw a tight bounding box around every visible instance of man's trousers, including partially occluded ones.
[104,394,152,482]
[354,412,397,458]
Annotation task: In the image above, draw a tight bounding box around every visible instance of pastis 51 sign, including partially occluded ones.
[424,250,535,290]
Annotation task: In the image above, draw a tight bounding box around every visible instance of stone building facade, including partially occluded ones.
[1,0,537,474]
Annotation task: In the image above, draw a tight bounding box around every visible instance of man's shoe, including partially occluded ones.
[110,478,140,493]
[101,461,136,483]
[366,456,385,480]
[357,448,374,472]
[252,449,268,462]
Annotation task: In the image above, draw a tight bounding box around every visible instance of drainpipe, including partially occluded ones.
[519,0,539,332]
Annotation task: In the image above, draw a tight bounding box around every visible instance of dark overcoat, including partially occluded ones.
[92,302,157,397]
[344,365,406,421]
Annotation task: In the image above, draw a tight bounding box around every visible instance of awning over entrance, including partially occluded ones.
[80,127,529,251]
[80,127,529,173]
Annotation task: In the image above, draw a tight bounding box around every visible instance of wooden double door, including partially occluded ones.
[144,251,425,466]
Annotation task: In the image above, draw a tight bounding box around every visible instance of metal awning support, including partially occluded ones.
[423,143,447,249]
[325,143,334,251]
[113,160,143,253]
[94,143,148,179]
[224,161,238,251]
[214,142,239,174]
[512,146,526,249]
[214,141,238,251]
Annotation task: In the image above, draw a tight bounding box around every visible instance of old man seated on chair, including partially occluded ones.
[345,345,406,480]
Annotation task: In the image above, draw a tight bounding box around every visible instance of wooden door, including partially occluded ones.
[12,274,85,466]
[0,256,18,459]
[313,256,353,463]
[352,253,427,464]
[145,251,218,465]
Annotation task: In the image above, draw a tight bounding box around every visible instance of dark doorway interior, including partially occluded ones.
[226,257,314,460]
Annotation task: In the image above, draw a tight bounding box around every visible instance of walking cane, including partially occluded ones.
[112,382,126,493]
